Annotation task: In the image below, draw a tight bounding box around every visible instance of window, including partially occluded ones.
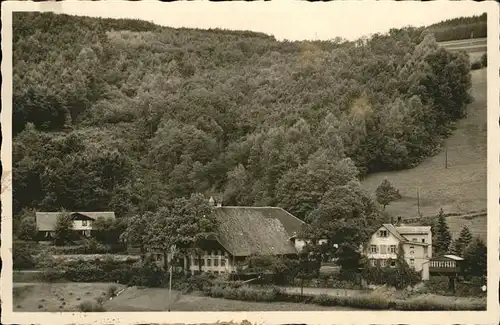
[412,238,417,242]
[380,259,386,267]
[380,245,387,254]
[390,260,396,267]
[421,238,425,243]
[206,259,211,267]
[221,259,226,267]
[389,245,397,253]
[378,230,388,237]
[410,245,414,250]
[82,220,87,226]
[410,258,415,265]
[370,245,377,253]
[200,259,205,266]
[194,259,198,266]
[370,259,376,267]
[214,259,219,267]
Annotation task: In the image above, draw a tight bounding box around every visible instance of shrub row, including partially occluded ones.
[48,242,126,255]
[202,284,485,311]
[41,258,166,287]
[422,276,486,297]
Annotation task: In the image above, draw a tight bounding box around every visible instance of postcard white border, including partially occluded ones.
[1,1,499,324]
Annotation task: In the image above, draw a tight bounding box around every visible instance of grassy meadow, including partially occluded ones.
[361,40,487,240]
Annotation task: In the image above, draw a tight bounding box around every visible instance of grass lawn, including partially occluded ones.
[12,283,359,311]
[361,65,487,240]
[13,282,125,312]
[105,287,363,311]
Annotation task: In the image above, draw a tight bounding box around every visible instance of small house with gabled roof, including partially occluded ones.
[35,211,116,240]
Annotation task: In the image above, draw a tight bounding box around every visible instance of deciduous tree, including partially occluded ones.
[375,179,402,210]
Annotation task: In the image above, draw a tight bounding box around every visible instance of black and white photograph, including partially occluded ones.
[1,1,499,324]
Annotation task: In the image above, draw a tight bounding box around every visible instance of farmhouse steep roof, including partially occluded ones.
[212,206,305,257]
[35,211,116,231]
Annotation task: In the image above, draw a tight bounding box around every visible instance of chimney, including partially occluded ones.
[397,216,402,225]
[208,196,215,206]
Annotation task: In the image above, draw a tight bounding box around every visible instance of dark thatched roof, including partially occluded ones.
[212,206,305,257]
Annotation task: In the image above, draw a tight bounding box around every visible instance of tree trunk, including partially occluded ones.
[164,251,168,271]
[198,255,202,273]
[185,255,190,276]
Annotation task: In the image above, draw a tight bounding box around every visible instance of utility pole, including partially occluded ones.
[417,188,420,215]
[445,145,448,169]
[168,245,176,312]
[168,264,173,312]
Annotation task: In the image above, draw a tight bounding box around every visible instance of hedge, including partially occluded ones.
[202,283,486,311]
[41,258,166,287]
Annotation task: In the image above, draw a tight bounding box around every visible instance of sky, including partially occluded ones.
[21,0,488,41]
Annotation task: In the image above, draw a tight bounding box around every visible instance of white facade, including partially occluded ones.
[365,225,431,280]
[152,249,239,274]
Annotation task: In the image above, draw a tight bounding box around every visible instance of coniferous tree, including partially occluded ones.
[462,237,487,278]
[434,208,452,255]
[452,225,473,257]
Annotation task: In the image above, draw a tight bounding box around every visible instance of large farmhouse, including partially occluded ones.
[365,224,432,280]
[35,211,116,240]
[155,202,305,274]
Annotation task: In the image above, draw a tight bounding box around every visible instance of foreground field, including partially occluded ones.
[13,282,126,312]
[361,67,487,240]
[13,283,359,312]
[13,282,485,312]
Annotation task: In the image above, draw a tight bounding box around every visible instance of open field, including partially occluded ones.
[13,282,485,312]
[13,282,126,312]
[438,38,486,62]
[438,38,487,53]
[13,283,359,311]
[361,66,487,240]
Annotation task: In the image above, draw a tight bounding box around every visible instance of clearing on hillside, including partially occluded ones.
[361,63,486,240]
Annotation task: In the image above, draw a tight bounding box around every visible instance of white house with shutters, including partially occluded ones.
[365,224,432,280]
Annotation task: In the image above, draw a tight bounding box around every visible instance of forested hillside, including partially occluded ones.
[427,13,486,42]
[13,12,475,226]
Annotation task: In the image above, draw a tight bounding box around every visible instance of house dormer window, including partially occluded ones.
[378,230,388,237]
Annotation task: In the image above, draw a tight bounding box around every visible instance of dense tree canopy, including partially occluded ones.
[13,12,475,229]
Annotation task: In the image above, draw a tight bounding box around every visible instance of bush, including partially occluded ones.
[13,242,37,270]
[471,60,483,70]
[107,284,118,297]
[40,257,164,287]
[41,267,66,282]
[205,283,283,302]
[361,255,421,289]
[481,53,487,67]
[78,300,106,312]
